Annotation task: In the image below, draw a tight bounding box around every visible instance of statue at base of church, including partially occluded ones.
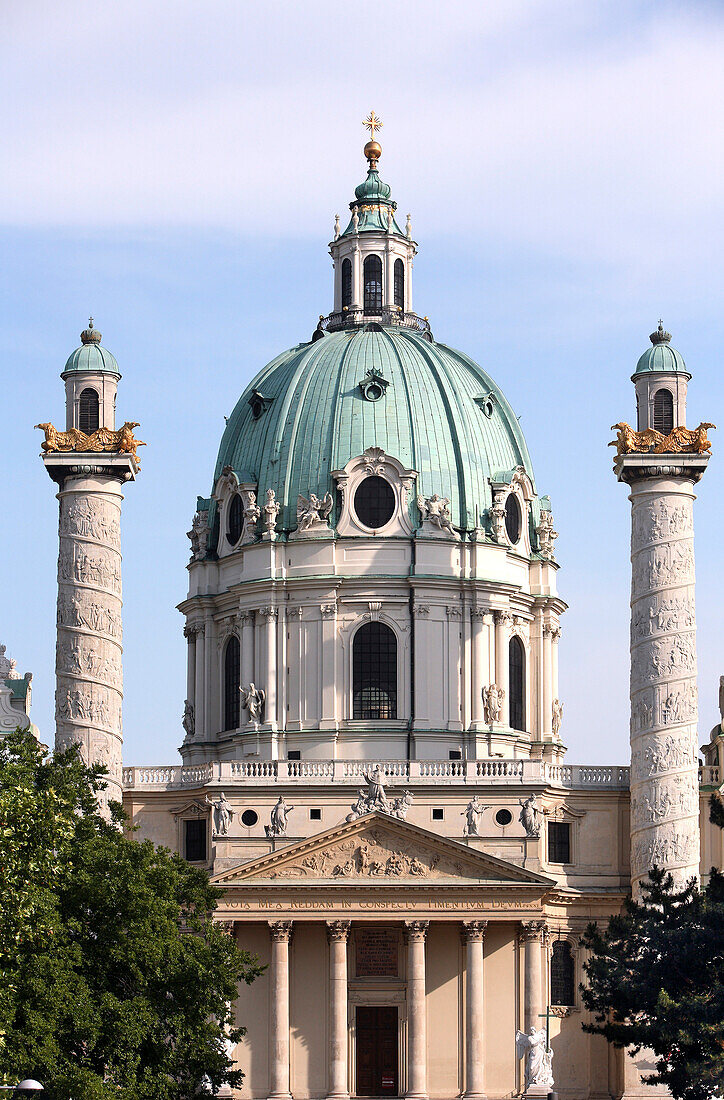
[516,1027,554,1093]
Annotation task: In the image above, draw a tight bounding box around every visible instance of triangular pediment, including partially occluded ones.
[211,812,553,888]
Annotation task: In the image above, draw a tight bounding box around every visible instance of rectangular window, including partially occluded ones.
[185,818,207,862]
[310,808,321,821]
[288,750,301,761]
[448,750,462,760]
[432,808,444,821]
[548,821,571,864]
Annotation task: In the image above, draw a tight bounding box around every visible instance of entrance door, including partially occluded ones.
[356,1006,398,1096]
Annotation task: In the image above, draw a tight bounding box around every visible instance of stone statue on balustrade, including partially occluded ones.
[364,764,390,811]
[519,793,541,838]
[266,795,294,837]
[516,1026,554,1094]
[462,796,489,837]
[207,791,234,836]
[346,765,398,820]
[240,682,265,723]
[483,683,505,724]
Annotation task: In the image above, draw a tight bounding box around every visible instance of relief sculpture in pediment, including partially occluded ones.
[261,828,467,880]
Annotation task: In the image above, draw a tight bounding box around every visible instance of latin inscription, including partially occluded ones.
[355,929,398,977]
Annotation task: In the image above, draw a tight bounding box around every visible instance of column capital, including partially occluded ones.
[493,609,512,627]
[214,919,236,937]
[259,605,278,620]
[461,919,488,942]
[471,606,488,621]
[268,919,293,942]
[404,919,429,941]
[519,919,547,944]
[326,920,351,942]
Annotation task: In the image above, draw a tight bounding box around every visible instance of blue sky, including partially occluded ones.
[1,0,722,766]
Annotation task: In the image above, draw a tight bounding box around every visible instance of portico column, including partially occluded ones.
[405,920,429,1100]
[326,921,351,1100]
[520,921,546,1032]
[268,920,293,1100]
[494,611,511,726]
[462,921,488,1100]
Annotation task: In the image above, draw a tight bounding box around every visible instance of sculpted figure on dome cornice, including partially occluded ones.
[536,511,558,558]
[483,684,505,724]
[241,489,261,543]
[187,510,209,561]
[182,699,195,738]
[240,682,265,723]
[262,489,281,538]
[295,491,333,534]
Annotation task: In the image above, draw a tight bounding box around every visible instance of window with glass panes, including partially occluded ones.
[353,622,397,719]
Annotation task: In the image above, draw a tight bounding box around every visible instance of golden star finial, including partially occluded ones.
[363,111,383,140]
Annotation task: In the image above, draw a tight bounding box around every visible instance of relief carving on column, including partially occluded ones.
[56,636,121,683]
[58,544,121,593]
[268,920,293,942]
[326,920,351,942]
[62,499,120,546]
[461,920,488,942]
[404,920,429,941]
[57,591,122,639]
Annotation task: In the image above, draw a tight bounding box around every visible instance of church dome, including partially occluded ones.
[61,320,120,377]
[633,322,689,377]
[213,324,539,537]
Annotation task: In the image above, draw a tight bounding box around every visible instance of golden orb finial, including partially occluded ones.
[363,111,383,168]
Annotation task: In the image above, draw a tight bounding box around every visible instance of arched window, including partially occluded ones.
[551,941,575,1006]
[79,388,99,434]
[653,388,674,434]
[341,258,352,309]
[363,255,383,315]
[353,621,397,719]
[227,494,243,545]
[505,494,521,543]
[223,635,240,731]
[509,636,525,731]
[394,258,405,310]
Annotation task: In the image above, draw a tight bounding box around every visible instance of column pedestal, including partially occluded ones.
[405,920,428,1100]
[268,920,293,1100]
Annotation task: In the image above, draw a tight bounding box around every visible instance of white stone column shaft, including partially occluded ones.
[240,611,254,730]
[405,920,428,1100]
[463,921,487,1100]
[628,477,701,894]
[194,625,206,738]
[326,921,350,1100]
[260,606,278,728]
[55,474,125,808]
[470,610,487,728]
[268,921,293,1100]
[185,626,196,715]
[520,921,546,1033]
[542,625,553,736]
[320,603,338,730]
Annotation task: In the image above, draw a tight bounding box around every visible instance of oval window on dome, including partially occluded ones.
[227,493,243,545]
[354,476,395,529]
[504,494,522,544]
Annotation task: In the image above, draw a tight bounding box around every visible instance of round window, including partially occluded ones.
[504,494,521,544]
[354,476,395,529]
[241,809,258,827]
[495,808,513,827]
[227,493,243,544]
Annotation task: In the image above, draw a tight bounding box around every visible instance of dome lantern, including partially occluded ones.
[60,317,121,434]
[631,321,691,434]
[327,113,421,332]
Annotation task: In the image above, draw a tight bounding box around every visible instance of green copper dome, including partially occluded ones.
[633,322,689,378]
[212,325,541,542]
[61,321,120,377]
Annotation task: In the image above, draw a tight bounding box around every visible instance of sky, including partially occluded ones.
[1,0,722,767]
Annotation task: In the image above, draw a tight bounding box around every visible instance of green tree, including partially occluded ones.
[581,850,724,1100]
[0,730,263,1100]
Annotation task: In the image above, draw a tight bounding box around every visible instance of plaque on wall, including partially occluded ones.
[355,929,398,977]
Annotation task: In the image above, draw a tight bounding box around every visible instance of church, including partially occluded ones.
[30,116,722,1100]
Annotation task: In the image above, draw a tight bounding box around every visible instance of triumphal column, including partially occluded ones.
[38,320,143,811]
[613,323,713,895]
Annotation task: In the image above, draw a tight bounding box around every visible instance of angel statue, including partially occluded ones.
[516,1026,553,1092]
[266,795,294,837]
[519,793,541,838]
[297,491,333,532]
[483,683,505,724]
[263,489,281,536]
[240,682,265,723]
[417,493,457,537]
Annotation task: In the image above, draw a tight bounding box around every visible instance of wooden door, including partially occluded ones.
[356,1006,398,1096]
